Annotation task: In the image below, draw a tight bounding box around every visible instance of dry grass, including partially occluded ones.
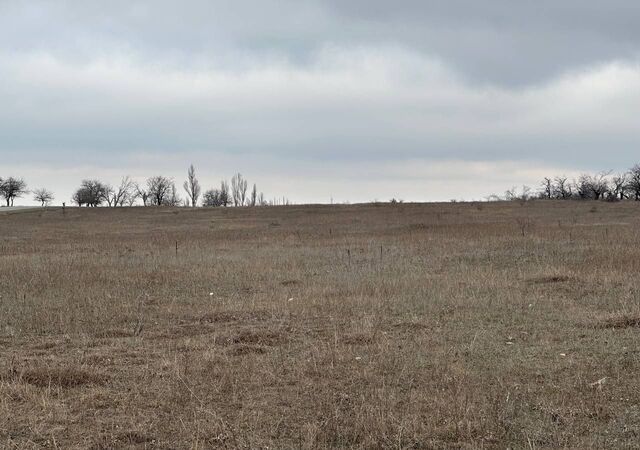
[1,201,640,448]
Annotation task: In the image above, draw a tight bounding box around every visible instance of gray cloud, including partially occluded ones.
[4,1,639,83]
[1,1,639,204]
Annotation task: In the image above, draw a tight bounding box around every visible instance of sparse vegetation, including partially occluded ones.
[1,201,640,447]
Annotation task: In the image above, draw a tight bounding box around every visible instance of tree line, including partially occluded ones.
[11,162,640,207]
[1,165,290,208]
[0,164,290,207]
[71,166,280,207]
[499,165,640,202]
[0,177,53,207]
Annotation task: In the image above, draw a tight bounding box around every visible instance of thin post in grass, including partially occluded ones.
[175,240,178,257]
[347,248,351,267]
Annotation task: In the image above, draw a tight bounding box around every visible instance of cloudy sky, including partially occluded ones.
[2,1,640,204]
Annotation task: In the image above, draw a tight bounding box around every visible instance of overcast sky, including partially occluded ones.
[2,1,640,204]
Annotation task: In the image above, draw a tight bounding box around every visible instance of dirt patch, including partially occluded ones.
[6,366,107,388]
[227,345,268,356]
[197,310,270,324]
[159,324,215,338]
[526,275,571,284]
[599,314,640,329]
[216,329,284,346]
[30,340,64,350]
[341,334,374,345]
[90,431,155,449]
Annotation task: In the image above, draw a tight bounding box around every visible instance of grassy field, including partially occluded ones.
[1,201,640,449]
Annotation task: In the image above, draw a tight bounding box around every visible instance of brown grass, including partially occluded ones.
[4,366,107,388]
[1,201,640,448]
[599,314,640,329]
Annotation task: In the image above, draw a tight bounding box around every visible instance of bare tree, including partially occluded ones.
[0,177,28,206]
[202,188,223,207]
[588,172,610,200]
[504,186,518,201]
[134,183,150,206]
[202,179,235,207]
[575,172,610,200]
[163,182,182,206]
[231,173,248,206]
[32,188,54,206]
[183,164,201,207]
[102,184,115,206]
[147,176,173,206]
[250,183,257,206]
[257,191,266,206]
[540,177,553,199]
[611,173,629,200]
[575,175,593,199]
[72,179,108,207]
[505,185,531,202]
[553,176,572,199]
[628,164,640,200]
[110,176,135,207]
[219,180,230,206]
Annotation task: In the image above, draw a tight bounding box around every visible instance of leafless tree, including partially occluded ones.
[505,185,531,202]
[589,172,610,200]
[504,186,518,201]
[134,183,150,206]
[32,188,54,206]
[163,182,182,206]
[250,183,257,206]
[628,164,640,200]
[611,173,629,200]
[575,172,610,200]
[0,177,28,206]
[72,179,108,207]
[102,184,115,206]
[147,176,173,206]
[269,196,291,206]
[575,175,593,199]
[109,176,135,207]
[553,176,572,199]
[183,164,201,207]
[540,177,553,199]
[231,173,248,206]
[219,180,230,206]
[202,189,223,207]
[202,180,232,207]
[257,191,266,206]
